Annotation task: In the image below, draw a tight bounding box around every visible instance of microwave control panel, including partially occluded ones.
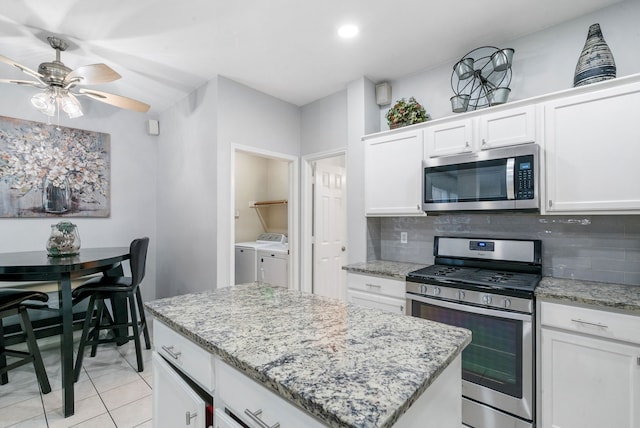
[515,155,534,199]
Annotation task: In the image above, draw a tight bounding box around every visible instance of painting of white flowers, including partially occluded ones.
[0,116,110,217]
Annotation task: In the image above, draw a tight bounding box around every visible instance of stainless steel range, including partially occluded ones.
[406,236,542,428]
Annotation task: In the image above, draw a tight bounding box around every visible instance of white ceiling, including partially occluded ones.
[0,0,625,114]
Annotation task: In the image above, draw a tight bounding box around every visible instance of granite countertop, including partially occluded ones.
[342,260,428,280]
[145,284,470,428]
[536,277,640,314]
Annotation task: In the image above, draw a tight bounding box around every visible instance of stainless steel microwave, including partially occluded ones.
[422,143,539,213]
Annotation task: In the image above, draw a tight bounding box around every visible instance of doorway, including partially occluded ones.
[231,145,298,289]
[301,151,347,299]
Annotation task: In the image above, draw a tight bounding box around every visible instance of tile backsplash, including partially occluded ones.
[367,214,640,286]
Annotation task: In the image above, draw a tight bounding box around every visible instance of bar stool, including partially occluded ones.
[0,288,51,394]
[73,237,151,381]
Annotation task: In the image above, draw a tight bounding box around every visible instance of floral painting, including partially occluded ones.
[0,116,110,217]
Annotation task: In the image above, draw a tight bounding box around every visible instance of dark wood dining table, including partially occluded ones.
[0,247,130,417]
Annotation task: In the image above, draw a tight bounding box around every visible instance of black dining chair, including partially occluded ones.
[72,237,151,381]
[0,288,51,394]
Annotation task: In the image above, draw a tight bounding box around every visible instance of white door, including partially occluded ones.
[313,161,347,300]
[152,352,207,428]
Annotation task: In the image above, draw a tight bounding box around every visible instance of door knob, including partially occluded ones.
[341,246,346,252]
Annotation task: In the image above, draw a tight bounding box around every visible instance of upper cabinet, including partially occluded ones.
[544,80,640,214]
[425,105,536,158]
[364,129,425,216]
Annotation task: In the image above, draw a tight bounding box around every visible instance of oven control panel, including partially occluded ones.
[407,281,533,314]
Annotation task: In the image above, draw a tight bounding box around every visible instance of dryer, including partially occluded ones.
[234,233,286,284]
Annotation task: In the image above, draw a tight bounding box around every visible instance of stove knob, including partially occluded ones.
[503,298,512,308]
[458,290,466,300]
[420,284,428,295]
[482,294,492,305]
[433,287,441,296]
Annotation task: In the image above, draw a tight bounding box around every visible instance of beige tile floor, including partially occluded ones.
[0,320,154,428]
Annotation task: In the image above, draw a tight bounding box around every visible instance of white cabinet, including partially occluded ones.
[258,250,288,287]
[539,301,640,428]
[215,359,325,428]
[153,321,215,428]
[364,129,424,216]
[544,81,640,214]
[424,118,474,157]
[153,353,210,428]
[346,272,406,315]
[425,105,536,157]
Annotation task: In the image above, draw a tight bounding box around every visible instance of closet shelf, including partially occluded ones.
[251,199,288,208]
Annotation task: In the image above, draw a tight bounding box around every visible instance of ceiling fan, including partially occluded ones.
[0,36,150,118]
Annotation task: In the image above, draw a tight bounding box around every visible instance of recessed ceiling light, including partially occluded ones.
[338,24,359,39]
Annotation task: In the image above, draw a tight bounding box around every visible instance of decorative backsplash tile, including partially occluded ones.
[369,214,640,286]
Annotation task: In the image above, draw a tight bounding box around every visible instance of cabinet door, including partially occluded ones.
[541,328,640,428]
[424,118,473,157]
[347,289,406,314]
[478,105,536,149]
[153,352,207,428]
[364,130,424,216]
[544,82,640,213]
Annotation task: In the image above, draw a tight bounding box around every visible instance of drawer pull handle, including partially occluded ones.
[185,410,197,425]
[570,318,608,329]
[244,408,280,428]
[365,283,382,289]
[161,345,182,359]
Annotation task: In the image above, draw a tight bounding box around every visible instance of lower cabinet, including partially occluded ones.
[346,272,406,315]
[153,353,213,427]
[153,320,215,428]
[539,301,640,428]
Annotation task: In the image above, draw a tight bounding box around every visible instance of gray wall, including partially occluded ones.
[371,215,640,285]
[156,76,300,298]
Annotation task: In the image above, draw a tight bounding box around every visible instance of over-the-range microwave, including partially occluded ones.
[422,143,539,213]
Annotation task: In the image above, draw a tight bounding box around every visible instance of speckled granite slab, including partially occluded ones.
[145,284,470,428]
[342,260,428,280]
[536,277,640,314]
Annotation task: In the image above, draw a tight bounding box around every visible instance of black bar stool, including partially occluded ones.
[73,237,151,381]
[0,288,51,394]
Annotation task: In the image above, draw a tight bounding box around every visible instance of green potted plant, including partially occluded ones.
[385,96,430,129]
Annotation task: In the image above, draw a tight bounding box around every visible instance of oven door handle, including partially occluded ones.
[406,292,532,322]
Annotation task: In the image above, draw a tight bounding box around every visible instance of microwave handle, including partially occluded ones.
[506,158,515,200]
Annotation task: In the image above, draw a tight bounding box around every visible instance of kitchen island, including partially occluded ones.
[145,284,471,428]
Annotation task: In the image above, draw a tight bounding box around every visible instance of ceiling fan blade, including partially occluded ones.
[0,78,46,88]
[64,63,121,86]
[78,88,150,113]
[0,54,44,80]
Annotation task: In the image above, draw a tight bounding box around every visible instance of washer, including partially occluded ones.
[234,233,286,284]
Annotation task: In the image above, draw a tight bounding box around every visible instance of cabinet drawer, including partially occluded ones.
[154,320,215,391]
[346,272,405,299]
[216,359,324,428]
[540,301,640,345]
[348,289,406,315]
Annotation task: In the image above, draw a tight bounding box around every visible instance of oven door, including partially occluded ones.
[407,293,533,422]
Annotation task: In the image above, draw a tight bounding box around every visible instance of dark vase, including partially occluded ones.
[574,23,616,87]
[42,177,70,214]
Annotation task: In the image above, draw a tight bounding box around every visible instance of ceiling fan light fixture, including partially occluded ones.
[31,92,55,116]
[60,94,83,118]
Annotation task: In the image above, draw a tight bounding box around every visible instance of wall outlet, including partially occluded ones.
[400,232,408,244]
